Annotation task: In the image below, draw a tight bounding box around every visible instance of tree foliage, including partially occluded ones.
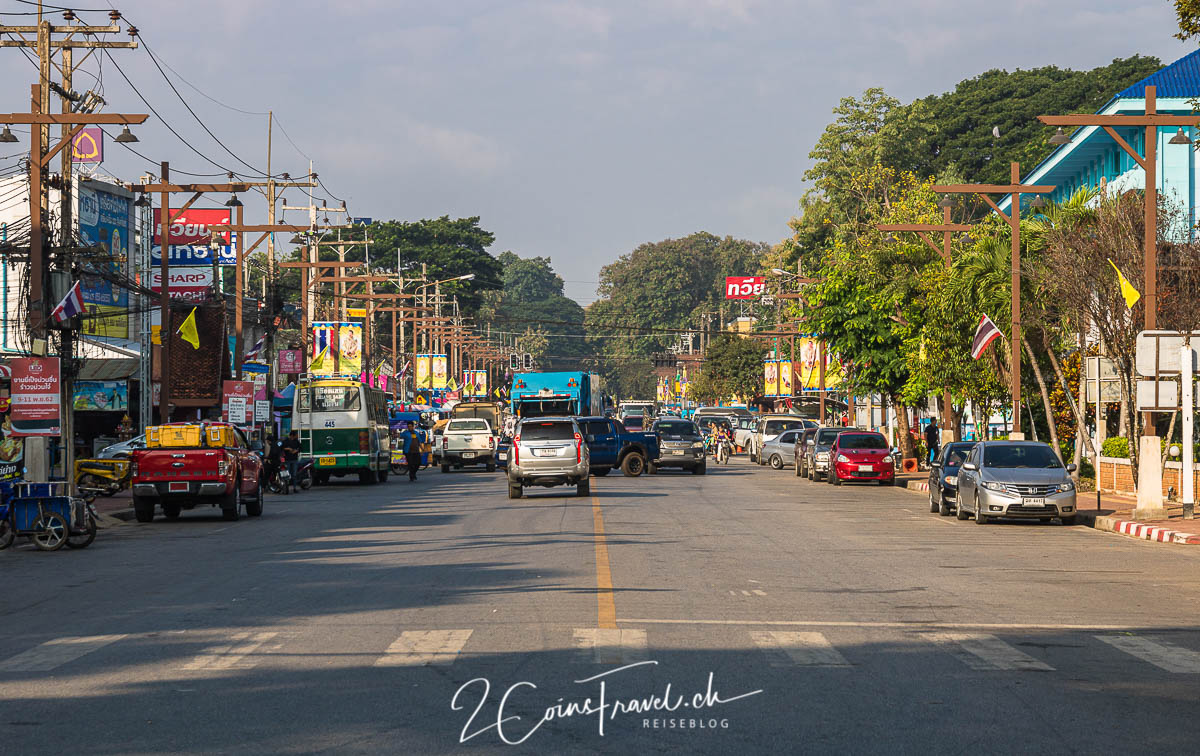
[690,334,768,403]
[478,252,588,369]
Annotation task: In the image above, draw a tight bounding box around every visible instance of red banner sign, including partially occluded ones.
[153,208,231,246]
[10,357,61,436]
[725,276,767,299]
[277,349,302,374]
[222,380,255,425]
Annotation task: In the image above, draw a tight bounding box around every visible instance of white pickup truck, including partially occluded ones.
[440,418,497,473]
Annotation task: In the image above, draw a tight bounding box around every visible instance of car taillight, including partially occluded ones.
[443,436,448,449]
[359,430,369,453]
[218,457,227,477]
[131,460,138,477]
[513,436,520,465]
[575,432,582,463]
[489,436,495,449]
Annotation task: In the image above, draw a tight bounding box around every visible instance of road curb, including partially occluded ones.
[904,480,928,493]
[1083,513,1200,545]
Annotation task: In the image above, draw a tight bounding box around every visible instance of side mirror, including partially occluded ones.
[585,435,596,443]
[1066,463,1077,473]
[962,462,978,471]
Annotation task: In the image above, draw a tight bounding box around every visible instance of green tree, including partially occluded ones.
[690,334,768,403]
[478,252,589,369]
[1176,0,1200,41]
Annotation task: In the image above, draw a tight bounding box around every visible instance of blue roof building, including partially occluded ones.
[1002,50,1200,228]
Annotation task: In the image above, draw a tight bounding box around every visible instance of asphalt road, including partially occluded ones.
[2,457,1200,754]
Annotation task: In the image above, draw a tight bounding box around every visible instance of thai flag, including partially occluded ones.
[311,324,335,360]
[243,335,266,361]
[51,281,85,323]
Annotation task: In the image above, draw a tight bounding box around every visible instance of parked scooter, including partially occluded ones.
[74,458,131,502]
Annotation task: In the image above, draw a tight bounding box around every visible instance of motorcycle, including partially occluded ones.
[714,438,731,465]
[74,458,131,502]
[266,459,313,494]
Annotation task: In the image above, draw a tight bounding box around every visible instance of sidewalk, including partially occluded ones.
[91,489,136,523]
[899,478,1200,545]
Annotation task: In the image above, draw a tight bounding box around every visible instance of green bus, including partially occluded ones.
[294,377,391,484]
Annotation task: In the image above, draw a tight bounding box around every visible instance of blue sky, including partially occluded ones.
[0,1,1191,304]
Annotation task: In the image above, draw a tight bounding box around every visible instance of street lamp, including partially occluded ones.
[113,125,139,143]
[0,126,17,143]
[1048,128,1071,146]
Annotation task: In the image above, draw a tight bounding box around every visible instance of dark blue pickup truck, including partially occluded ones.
[575,416,660,477]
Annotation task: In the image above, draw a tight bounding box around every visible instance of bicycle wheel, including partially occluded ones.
[32,512,68,551]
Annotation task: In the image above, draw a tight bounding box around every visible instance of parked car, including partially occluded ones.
[761,429,804,470]
[793,427,819,477]
[733,416,757,452]
[803,427,845,481]
[749,415,814,464]
[507,417,590,499]
[826,431,895,486]
[130,422,264,523]
[648,417,707,474]
[575,416,660,476]
[955,441,1078,525]
[928,442,977,516]
[439,418,497,472]
[97,433,146,459]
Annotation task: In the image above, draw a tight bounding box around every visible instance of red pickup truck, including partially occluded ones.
[130,422,264,523]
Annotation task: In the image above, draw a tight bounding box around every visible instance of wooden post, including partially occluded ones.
[159,161,171,424]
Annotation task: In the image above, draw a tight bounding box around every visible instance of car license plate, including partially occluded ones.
[533,448,557,457]
[463,451,476,458]
[497,453,507,461]
[857,464,873,472]
[319,456,337,466]
[1023,497,1046,506]
[668,450,685,455]
[168,482,188,493]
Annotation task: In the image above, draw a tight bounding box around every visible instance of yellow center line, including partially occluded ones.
[591,487,617,629]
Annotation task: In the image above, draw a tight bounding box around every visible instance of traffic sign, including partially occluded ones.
[1135,331,1200,376]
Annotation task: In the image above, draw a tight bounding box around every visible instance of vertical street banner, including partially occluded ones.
[795,337,844,390]
[415,354,432,389]
[763,361,779,397]
[222,380,254,426]
[431,354,448,389]
[10,357,61,436]
[310,323,337,376]
[778,360,793,396]
[77,182,133,338]
[337,323,363,375]
[472,370,488,398]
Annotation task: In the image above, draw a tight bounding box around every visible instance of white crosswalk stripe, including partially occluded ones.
[1096,635,1200,673]
[750,631,850,667]
[922,631,1054,671]
[0,635,127,673]
[375,630,473,667]
[182,631,279,671]
[573,628,647,664]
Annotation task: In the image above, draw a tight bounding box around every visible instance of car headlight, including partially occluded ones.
[692,441,704,448]
[1054,481,1075,493]
[816,451,829,461]
[980,480,1006,492]
[836,454,850,463]
[945,475,958,486]
[882,455,894,464]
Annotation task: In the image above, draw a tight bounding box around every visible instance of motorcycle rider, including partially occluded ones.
[264,435,284,494]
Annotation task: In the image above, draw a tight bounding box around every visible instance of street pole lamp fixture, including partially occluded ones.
[1169,127,1192,145]
[1048,128,1070,146]
[1030,195,1047,210]
[882,234,897,244]
[0,126,17,143]
[456,273,476,281]
[113,125,138,143]
[133,194,150,208]
[224,193,243,208]
[938,195,954,208]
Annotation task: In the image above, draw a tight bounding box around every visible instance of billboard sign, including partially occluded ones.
[725,276,767,300]
[763,361,779,397]
[10,357,61,436]
[71,126,103,164]
[415,355,432,389]
[77,182,133,338]
[222,380,255,426]
[151,208,235,265]
[431,354,448,389]
[72,380,128,412]
[149,266,213,301]
[778,360,793,396]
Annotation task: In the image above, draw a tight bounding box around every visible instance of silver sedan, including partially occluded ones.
[955,441,1078,525]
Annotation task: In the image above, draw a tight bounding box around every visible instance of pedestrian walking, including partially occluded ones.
[923,419,940,465]
[264,435,284,494]
[399,421,421,481]
[281,430,302,493]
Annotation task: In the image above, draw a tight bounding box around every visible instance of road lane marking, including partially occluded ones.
[592,492,617,630]
[0,634,127,672]
[752,589,767,596]
[1096,635,1200,673]
[923,631,1054,671]
[375,630,473,667]
[573,628,647,664]
[182,631,279,671]
[750,631,850,667]
[617,619,1147,631]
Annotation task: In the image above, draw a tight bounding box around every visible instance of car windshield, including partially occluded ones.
[983,444,1063,469]
[655,420,697,435]
[838,433,887,449]
[739,418,756,429]
[765,419,805,435]
[449,419,489,431]
[815,429,841,445]
[297,386,360,412]
[520,422,576,441]
[623,417,645,429]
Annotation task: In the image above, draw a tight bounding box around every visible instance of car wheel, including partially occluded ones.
[441,463,450,473]
[245,475,265,517]
[930,488,940,513]
[1061,515,1077,526]
[938,495,951,517]
[794,459,803,477]
[831,469,841,486]
[507,482,522,499]
[486,462,496,473]
[133,496,156,523]
[577,479,591,497]
[693,463,706,475]
[974,495,988,525]
[647,462,658,475]
[769,454,783,470]
[621,453,645,477]
[222,483,241,521]
[956,494,970,520]
[162,503,182,520]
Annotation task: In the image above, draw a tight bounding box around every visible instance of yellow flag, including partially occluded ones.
[1107,259,1141,309]
[177,307,199,349]
[309,345,329,372]
[448,377,459,392]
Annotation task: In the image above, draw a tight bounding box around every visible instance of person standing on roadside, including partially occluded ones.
[281,430,302,493]
[923,419,940,466]
[399,421,420,481]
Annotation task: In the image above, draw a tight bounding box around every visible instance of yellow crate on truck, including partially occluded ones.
[146,424,202,448]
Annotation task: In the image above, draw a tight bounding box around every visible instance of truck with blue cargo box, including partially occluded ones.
[509,371,604,418]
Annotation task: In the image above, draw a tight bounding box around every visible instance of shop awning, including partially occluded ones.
[76,337,140,380]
